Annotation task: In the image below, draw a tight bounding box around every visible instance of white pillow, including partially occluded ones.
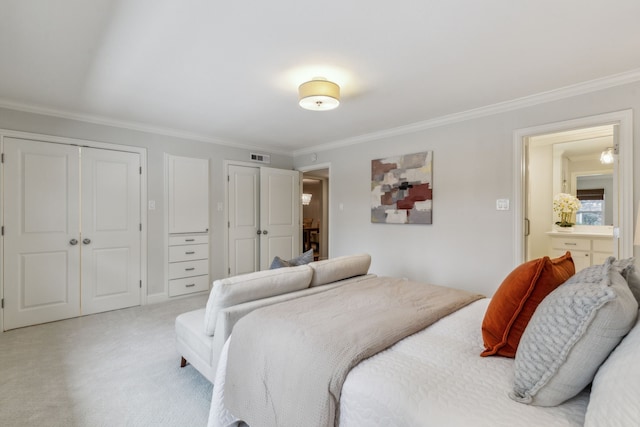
[585,313,640,426]
[308,253,371,287]
[203,265,312,336]
[510,262,638,406]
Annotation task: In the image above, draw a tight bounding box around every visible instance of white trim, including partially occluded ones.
[295,68,640,156]
[297,162,331,173]
[0,99,292,156]
[2,69,640,159]
[0,128,144,154]
[513,110,633,266]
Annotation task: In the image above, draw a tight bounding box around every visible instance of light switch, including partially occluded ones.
[148,200,156,210]
[496,199,510,211]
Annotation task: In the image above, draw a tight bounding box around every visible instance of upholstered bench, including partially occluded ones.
[175,254,373,382]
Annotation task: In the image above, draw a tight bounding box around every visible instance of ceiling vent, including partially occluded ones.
[250,153,271,164]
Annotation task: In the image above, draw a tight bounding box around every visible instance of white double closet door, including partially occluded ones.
[3,138,141,330]
[228,165,300,275]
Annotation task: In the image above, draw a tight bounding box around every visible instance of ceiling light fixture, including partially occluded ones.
[600,147,614,164]
[298,77,340,111]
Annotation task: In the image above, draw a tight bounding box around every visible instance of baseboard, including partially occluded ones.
[146,293,170,305]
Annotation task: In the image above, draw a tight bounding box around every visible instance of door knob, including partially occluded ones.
[262,230,268,235]
[82,238,91,245]
[257,230,262,235]
[69,239,78,245]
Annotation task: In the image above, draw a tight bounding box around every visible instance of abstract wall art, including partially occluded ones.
[371,151,433,224]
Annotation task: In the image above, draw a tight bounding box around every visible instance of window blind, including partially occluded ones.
[577,188,605,200]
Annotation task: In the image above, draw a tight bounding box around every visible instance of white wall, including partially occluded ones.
[294,81,640,297]
[0,107,293,300]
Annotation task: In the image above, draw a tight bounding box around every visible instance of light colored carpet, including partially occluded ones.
[0,294,212,427]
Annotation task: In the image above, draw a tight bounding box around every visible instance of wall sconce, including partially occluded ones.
[298,77,340,111]
[600,147,614,164]
[301,193,312,205]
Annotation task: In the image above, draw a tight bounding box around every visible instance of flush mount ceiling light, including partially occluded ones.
[298,77,340,111]
[600,147,614,164]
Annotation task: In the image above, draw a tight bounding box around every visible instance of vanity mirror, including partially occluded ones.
[552,139,614,227]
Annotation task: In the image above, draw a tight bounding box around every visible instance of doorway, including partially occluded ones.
[526,125,615,261]
[514,110,634,266]
[301,167,329,261]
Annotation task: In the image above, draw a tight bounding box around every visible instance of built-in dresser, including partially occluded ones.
[167,154,210,297]
[547,227,614,272]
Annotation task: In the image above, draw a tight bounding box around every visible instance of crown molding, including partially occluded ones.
[293,68,640,156]
[0,99,292,156]
[2,68,640,159]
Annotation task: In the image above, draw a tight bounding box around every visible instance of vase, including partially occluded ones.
[556,225,574,233]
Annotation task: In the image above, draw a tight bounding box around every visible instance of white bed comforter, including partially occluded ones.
[209,299,589,427]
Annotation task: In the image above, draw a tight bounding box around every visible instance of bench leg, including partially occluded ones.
[180,357,188,368]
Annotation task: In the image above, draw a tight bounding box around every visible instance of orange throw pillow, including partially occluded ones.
[481,252,575,357]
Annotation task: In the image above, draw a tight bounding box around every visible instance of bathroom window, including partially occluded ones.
[576,189,604,225]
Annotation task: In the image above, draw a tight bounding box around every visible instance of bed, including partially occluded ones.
[207,257,640,427]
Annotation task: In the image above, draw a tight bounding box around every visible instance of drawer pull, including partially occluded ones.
[564,243,577,246]
[185,284,196,288]
[185,267,195,271]
[185,238,195,242]
[185,251,196,255]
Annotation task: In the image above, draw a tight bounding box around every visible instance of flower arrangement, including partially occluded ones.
[553,193,582,227]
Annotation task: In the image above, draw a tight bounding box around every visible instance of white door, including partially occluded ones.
[227,165,301,275]
[3,139,142,330]
[228,165,260,275]
[259,167,301,270]
[3,138,81,329]
[80,147,141,314]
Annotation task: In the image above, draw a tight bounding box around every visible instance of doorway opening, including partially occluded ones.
[301,167,329,261]
[513,110,633,268]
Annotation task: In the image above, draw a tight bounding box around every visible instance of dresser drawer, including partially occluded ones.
[169,275,209,297]
[169,234,209,246]
[169,259,209,280]
[550,237,590,252]
[169,244,208,262]
[592,238,613,253]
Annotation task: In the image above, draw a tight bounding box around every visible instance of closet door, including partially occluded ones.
[3,138,81,330]
[259,167,301,270]
[168,155,209,234]
[227,165,300,274]
[228,165,260,275]
[80,147,141,314]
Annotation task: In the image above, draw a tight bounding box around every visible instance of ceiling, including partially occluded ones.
[2,1,640,155]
